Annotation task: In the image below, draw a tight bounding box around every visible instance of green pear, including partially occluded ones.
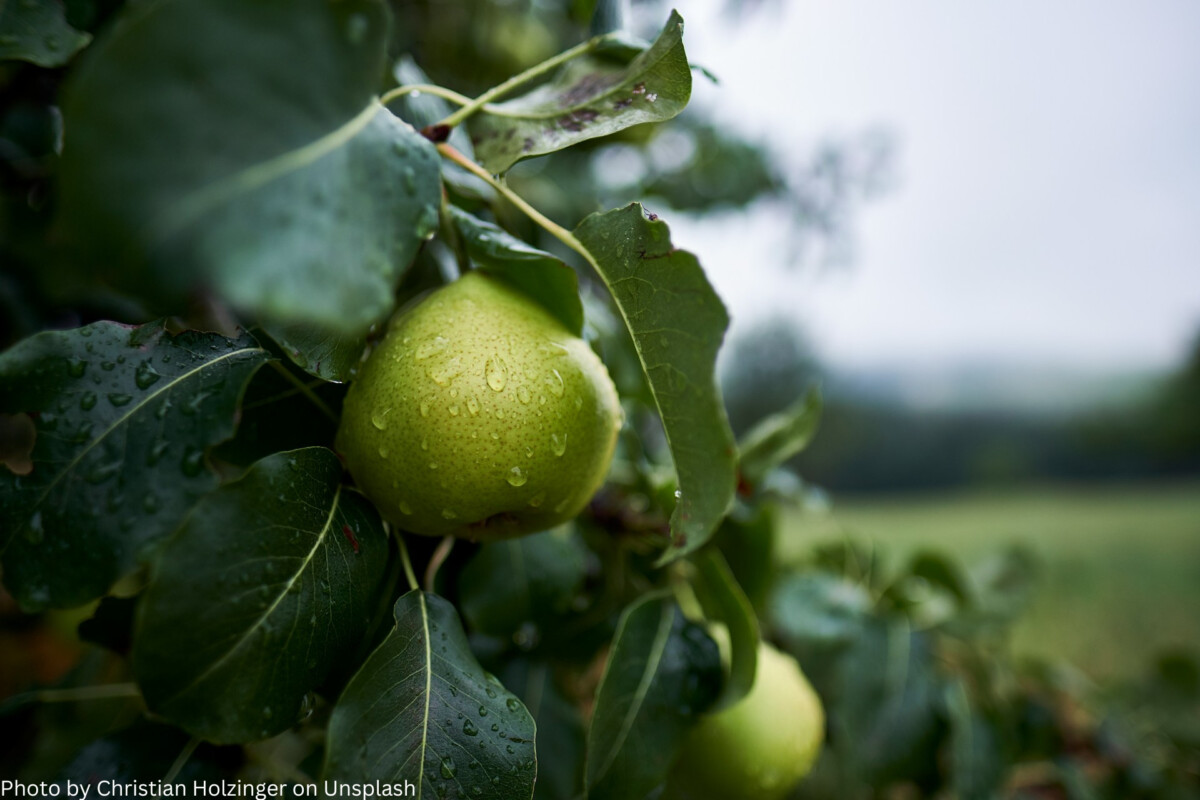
[664,642,825,800]
[337,270,621,539]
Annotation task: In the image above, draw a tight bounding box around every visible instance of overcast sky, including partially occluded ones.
[662,0,1200,372]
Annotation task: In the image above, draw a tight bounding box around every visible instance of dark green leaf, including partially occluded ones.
[690,548,758,710]
[499,660,585,800]
[770,572,871,652]
[0,320,269,610]
[467,12,691,173]
[449,206,584,336]
[133,448,390,744]
[459,525,587,640]
[0,0,91,67]
[58,0,441,344]
[574,204,735,563]
[584,592,721,800]
[261,322,366,384]
[737,387,821,488]
[56,721,239,786]
[324,591,536,798]
[711,503,777,610]
[943,681,1006,800]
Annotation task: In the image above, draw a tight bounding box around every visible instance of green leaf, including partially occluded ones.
[584,592,722,800]
[711,503,778,610]
[737,387,822,488]
[0,320,269,611]
[467,12,691,173]
[0,0,91,67]
[574,204,735,563]
[57,721,236,785]
[449,206,584,336]
[259,321,366,384]
[499,660,586,800]
[943,681,1006,800]
[57,0,441,345]
[690,548,758,710]
[324,591,537,797]
[769,571,871,653]
[132,447,390,744]
[459,525,587,640]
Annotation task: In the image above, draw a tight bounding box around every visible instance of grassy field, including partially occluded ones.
[782,479,1200,680]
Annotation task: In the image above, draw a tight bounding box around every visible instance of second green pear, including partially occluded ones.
[337,270,621,539]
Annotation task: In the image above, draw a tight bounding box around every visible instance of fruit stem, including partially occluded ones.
[436,144,603,275]
[4,682,142,709]
[396,530,420,592]
[379,83,473,109]
[437,34,611,128]
[424,536,456,593]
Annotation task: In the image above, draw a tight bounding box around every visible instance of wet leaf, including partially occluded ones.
[574,204,735,563]
[467,12,690,173]
[0,320,269,610]
[58,0,441,361]
[449,206,584,336]
[499,660,585,800]
[324,591,536,798]
[133,448,390,744]
[0,0,91,67]
[584,592,721,800]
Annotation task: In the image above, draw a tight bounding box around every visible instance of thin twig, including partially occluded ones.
[379,83,473,109]
[424,536,456,593]
[163,737,200,784]
[268,361,338,424]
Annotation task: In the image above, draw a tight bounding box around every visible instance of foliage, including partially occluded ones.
[1,2,1196,799]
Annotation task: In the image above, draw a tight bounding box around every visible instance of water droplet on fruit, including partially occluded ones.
[421,438,429,451]
[430,357,463,386]
[416,336,448,360]
[467,396,480,416]
[495,409,505,420]
[545,369,564,397]
[516,386,531,404]
[506,467,527,487]
[429,461,438,470]
[371,407,391,429]
[399,500,413,515]
[486,355,508,392]
[551,432,566,456]
[449,404,460,416]
[528,491,545,508]
[378,444,389,459]
[420,400,431,417]
[554,496,572,514]
[442,509,457,520]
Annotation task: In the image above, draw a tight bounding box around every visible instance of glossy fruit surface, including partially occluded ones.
[664,642,825,800]
[337,270,621,538]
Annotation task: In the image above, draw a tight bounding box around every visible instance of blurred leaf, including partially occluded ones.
[324,591,537,797]
[967,546,1038,627]
[0,0,91,67]
[467,12,690,173]
[500,660,586,800]
[574,204,735,564]
[133,448,390,744]
[56,720,240,786]
[907,550,971,605]
[737,387,821,488]
[584,591,721,800]
[0,321,269,610]
[448,206,584,335]
[770,571,871,653]
[459,525,587,640]
[691,548,758,710]
[943,681,1006,800]
[77,596,138,656]
[58,0,441,343]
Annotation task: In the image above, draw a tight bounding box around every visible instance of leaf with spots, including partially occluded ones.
[584,592,722,800]
[0,0,91,67]
[0,320,269,611]
[57,0,442,375]
[132,447,390,744]
[574,203,736,564]
[466,11,691,174]
[324,591,537,798]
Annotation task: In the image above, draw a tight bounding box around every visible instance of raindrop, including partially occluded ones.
[429,461,439,470]
[674,489,682,499]
[545,369,564,397]
[491,724,499,732]
[378,444,389,459]
[442,509,457,519]
[401,167,416,193]
[416,336,449,360]
[495,409,505,420]
[506,745,515,755]
[421,438,429,451]
[79,392,97,411]
[439,757,456,779]
[506,698,520,713]
[181,448,204,477]
[462,719,478,736]
[67,358,87,378]
[485,355,508,392]
[516,386,531,404]
[148,440,170,466]
[466,396,480,416]
[107,393,132,407]
[135,360,162,389]
[528,491,545,508]
[101,361,115,371]
[485,687,497,698]
[506,467,527,487]
[399,500,413,515]
[478,705,488,717]
[430,358,463,386]
[416,205,439,240]
[551,432,567,457]
[449,404,460,416]
[371,407,391,430]
[420,400,431,417]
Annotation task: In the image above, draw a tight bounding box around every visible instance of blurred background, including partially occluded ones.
[2,0,1197,692]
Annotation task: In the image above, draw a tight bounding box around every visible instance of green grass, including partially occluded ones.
[782,480,1200,680]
